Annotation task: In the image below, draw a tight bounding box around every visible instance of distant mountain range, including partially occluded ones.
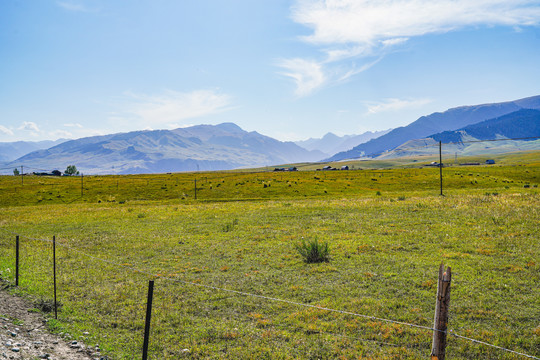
[328,95,540,161]
[1,95,539,174]
[295,129,391,157]
[378,108,540,158]
[3,123,324,174]
[430,108,540,143]
[0,139,66,162]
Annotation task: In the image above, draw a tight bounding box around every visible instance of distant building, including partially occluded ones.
[341,165,349,170]
[485,159,495,165]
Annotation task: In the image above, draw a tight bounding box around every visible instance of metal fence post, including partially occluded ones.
[53,236,58,319]
[439,141,443,196]
[15,235,19,286]
[142,280,154,360]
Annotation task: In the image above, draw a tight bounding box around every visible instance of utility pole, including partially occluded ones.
[21,165,23,185]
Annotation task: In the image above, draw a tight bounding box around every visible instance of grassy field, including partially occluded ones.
[0,152,539,359]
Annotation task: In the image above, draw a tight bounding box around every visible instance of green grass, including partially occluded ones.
[0,152,538,359]
[1,151,539,207]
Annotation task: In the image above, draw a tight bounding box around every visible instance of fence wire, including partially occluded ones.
[1,229,538,359]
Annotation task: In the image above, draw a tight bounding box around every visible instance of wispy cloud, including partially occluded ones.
[277,58,326,97]
[281,0,540,95]
[0,125,14,136]
[117,89,234,127]
[365,98,432,114]
[18,121,40,132]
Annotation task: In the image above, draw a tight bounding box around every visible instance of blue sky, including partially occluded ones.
[1,0,540,142]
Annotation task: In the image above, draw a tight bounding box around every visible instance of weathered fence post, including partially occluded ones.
[15,235,19,286]
[142,280,154,360]
[53,236,58,319]
[431,263,452,360]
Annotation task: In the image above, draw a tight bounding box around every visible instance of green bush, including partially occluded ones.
[295,238,330,263]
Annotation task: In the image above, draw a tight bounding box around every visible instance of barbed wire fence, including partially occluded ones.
[0,230,538,359]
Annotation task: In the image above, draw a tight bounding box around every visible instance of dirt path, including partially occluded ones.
[0,289,103,360]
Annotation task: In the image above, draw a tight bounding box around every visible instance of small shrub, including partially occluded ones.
[295,239,330,263]
[376,191,382,196]
[397,196,406,201]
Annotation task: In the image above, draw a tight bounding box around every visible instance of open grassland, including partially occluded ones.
[1,151,539,207]
[0,153,539,359]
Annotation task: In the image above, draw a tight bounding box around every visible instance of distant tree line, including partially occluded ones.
[14,165,80,176]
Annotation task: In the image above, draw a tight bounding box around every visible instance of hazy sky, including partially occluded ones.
[1,0,540,142]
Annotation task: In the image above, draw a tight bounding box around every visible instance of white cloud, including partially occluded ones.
[365,98,432,114]
[282,0,540,95]
[292,0,540,46]
[0,125,14,136]
[18,121,40,132]
[118,89,234,126]
[277,58,326,97]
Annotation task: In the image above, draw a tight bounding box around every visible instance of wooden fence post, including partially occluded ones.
[431,263,452,360]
